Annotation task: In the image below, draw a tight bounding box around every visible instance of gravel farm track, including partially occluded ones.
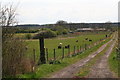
[87,38,116,78]
[50,33,117,78]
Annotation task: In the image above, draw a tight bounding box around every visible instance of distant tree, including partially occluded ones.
[33,30,57,39]
[51,26,69,35]
[56,20,67,25]
[62,29,68,34]
[51,26,64,31]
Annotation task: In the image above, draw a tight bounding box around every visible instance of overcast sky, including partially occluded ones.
[1,0,119,25]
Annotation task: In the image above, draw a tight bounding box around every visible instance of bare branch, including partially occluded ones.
[0,3,18,27]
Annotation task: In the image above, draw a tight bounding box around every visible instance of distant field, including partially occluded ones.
[14,31,109,39]
[14,33,37,39]
[25,32,110,63]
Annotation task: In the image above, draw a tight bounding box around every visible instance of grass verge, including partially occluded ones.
[108,43,118,77]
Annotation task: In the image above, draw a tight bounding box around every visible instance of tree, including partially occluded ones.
[0,3,18,27]
[51,26,69,35]
[56,20,67,25]
[33,30,57,39]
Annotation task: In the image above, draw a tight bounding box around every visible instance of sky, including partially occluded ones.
[0,0,119,25]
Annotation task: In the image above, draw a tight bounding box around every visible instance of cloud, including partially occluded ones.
[1,0,119,24]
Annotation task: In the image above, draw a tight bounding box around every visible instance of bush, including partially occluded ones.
[56,29,68,35]
[33,30,57,39]
[63,29,68,34]
[2,27,33,78]
[56,31,63,35]
[51,26,64,31]
[51,26,69,35]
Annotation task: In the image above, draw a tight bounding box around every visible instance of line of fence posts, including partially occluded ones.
[43,41,102,62]
[34,43,97,64]
[28,44,87,69]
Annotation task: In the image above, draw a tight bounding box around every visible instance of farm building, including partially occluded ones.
[95,28,106,31]
[76,28,94,32]
[76,28,106,32]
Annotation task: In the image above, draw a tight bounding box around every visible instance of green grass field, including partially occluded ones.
[25,33,109,63]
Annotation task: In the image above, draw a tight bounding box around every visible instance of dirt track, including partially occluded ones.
[50,37,114,78]
[87,36,116,78]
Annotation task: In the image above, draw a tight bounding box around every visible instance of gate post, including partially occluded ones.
[38,37,46,65]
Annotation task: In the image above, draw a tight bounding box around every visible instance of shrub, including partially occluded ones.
[33,30,57,39]
[2,27,33,78]
[51,26,69,35]
[62,29,68,34]
[56,31,63,35]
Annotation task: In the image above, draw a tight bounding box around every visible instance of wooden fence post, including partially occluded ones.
[80,46,81,52]
[85,44,87,50]
[53,48,56,60]
[68,46,70,57]
[77,46,79,53]
[46,48,48,62]
[74,46,76,54]
[62,47,64,59]
[38,37,46,65]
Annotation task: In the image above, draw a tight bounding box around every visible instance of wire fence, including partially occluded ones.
[30,36,110,65]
